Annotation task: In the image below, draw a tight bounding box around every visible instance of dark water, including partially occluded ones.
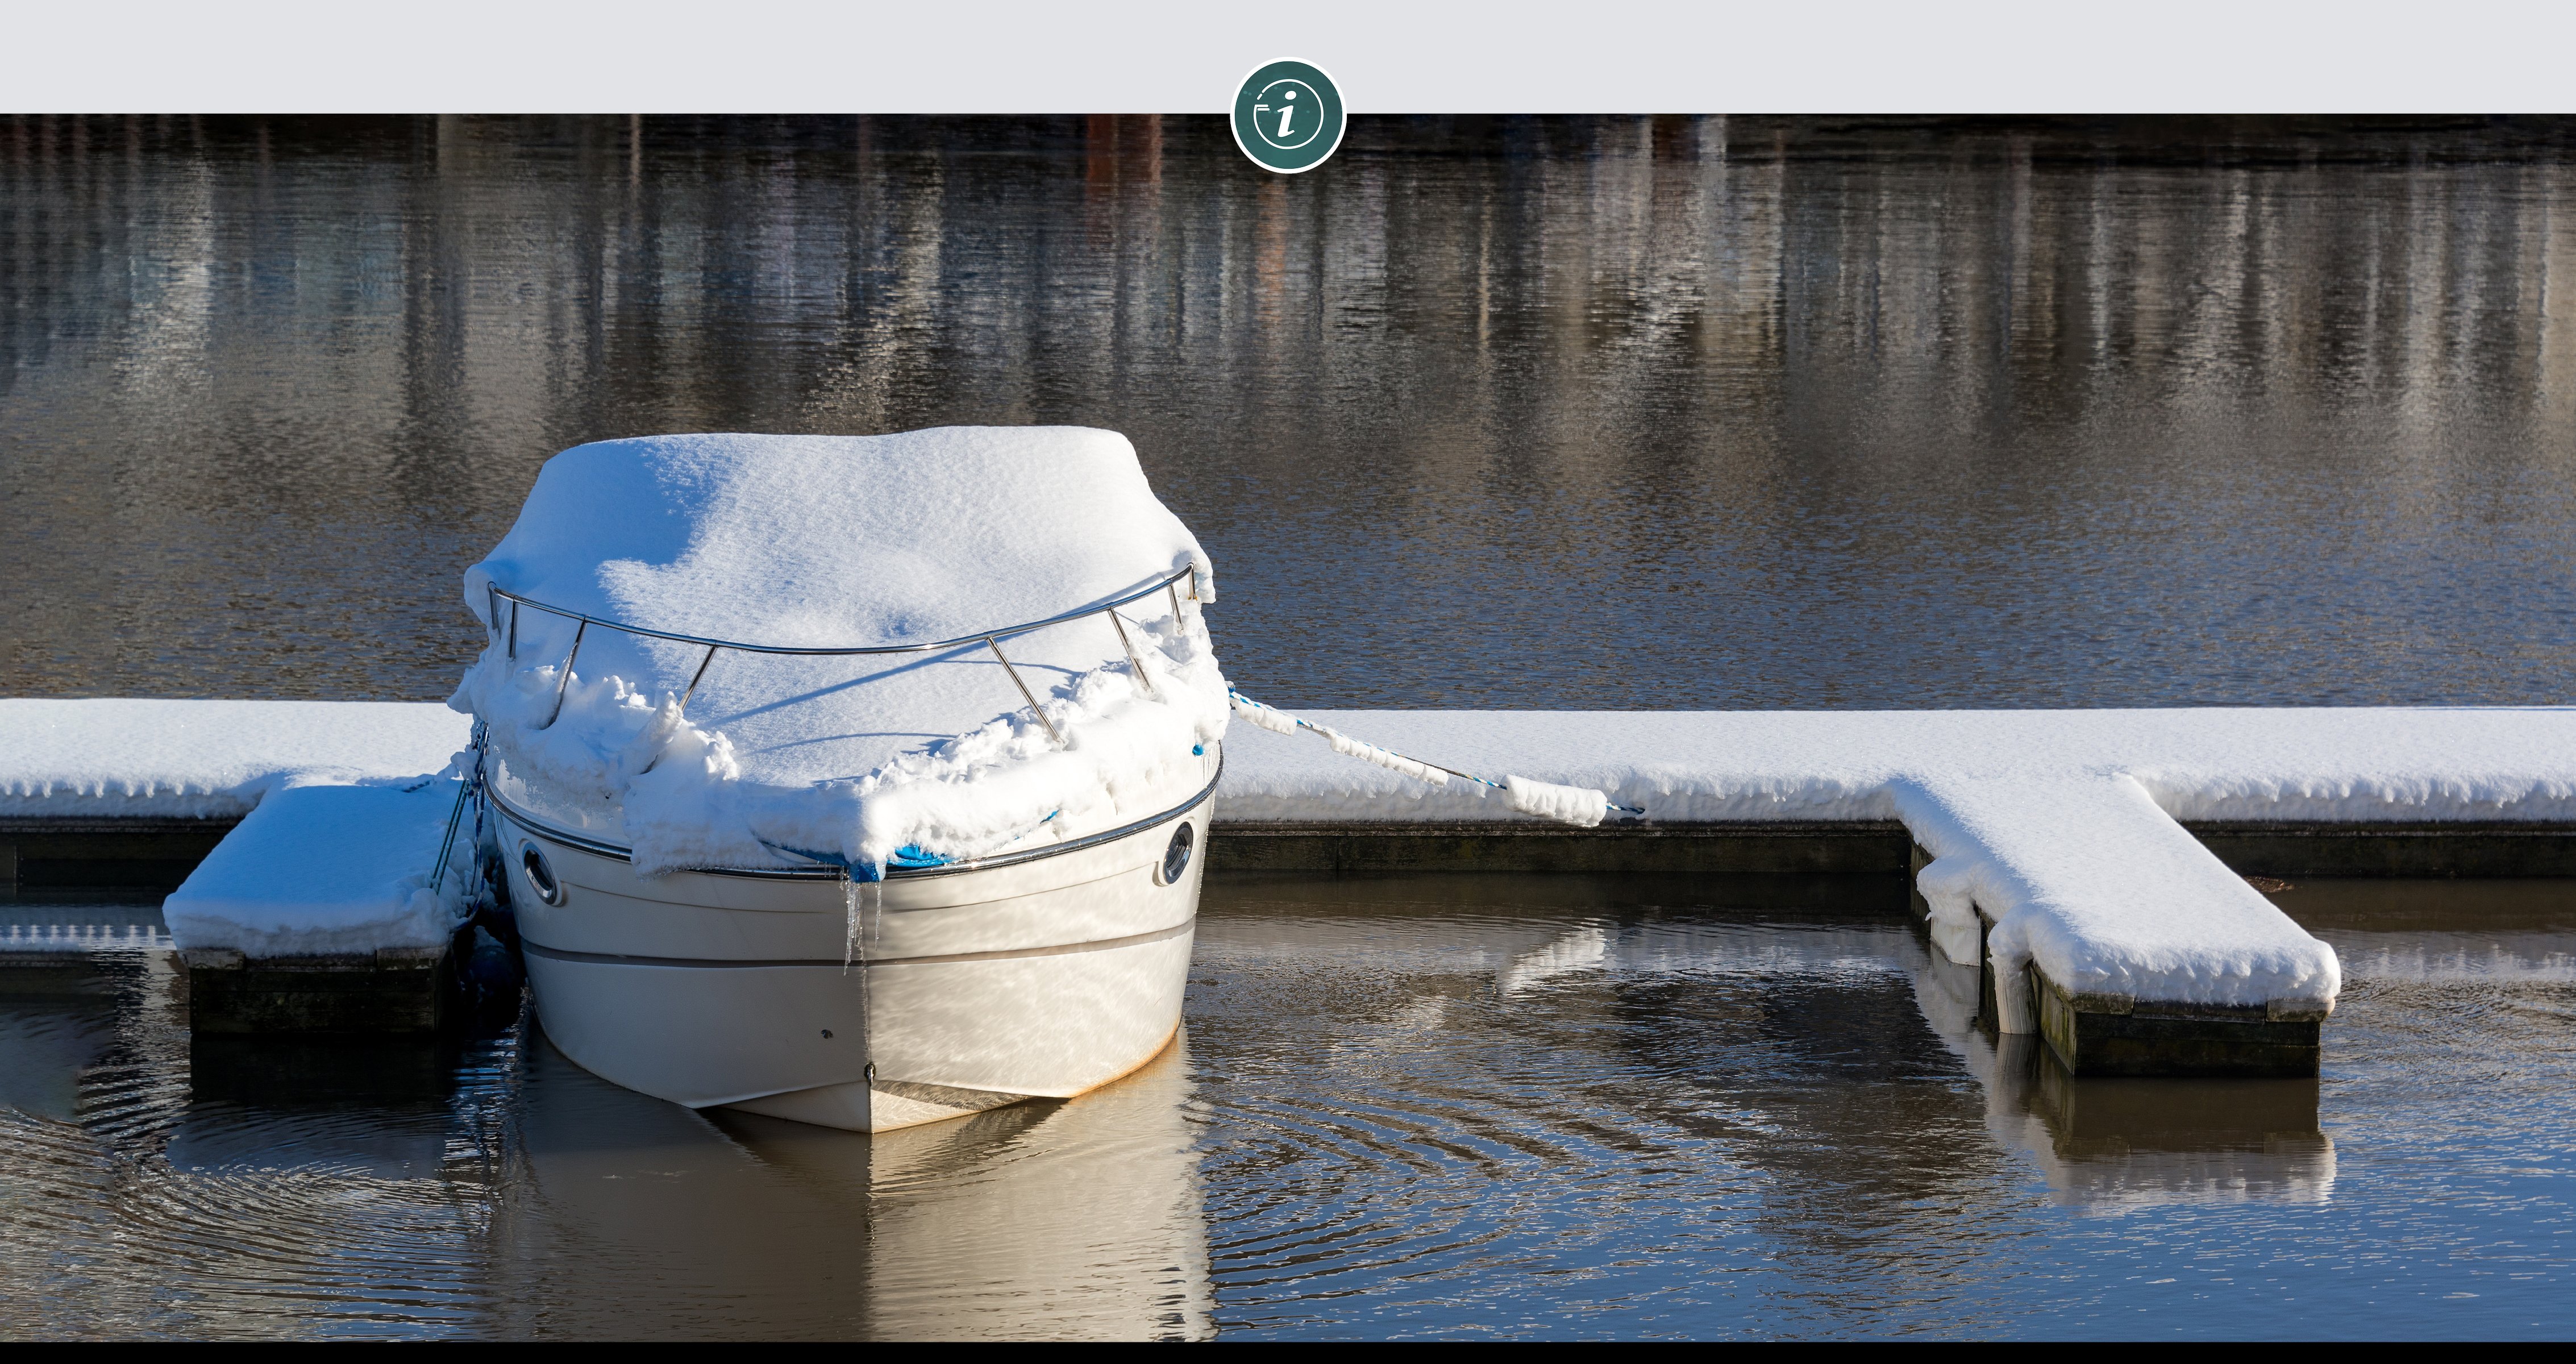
[6,115,2576,709]
[2,875,2571,1339]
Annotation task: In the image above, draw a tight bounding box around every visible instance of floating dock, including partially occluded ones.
[1218,708,2576,1076]
[7,698,2575,1073]
[162,781,476,1033]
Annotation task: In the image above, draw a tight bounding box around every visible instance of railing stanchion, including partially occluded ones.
[678,644,719,714]
[1105,609,1155,696]
[986,635,1064,747]
[539,621,586,730]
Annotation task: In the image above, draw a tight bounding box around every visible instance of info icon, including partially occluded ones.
[1231,59,1346,174]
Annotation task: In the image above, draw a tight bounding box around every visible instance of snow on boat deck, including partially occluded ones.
[7,698,2576,1024]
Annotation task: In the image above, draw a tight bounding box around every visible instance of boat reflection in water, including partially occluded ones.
[1911,954,2335,1206]
[487,1026,1212,1340]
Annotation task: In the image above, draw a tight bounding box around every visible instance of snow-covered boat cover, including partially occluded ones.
[451,428,1230,877]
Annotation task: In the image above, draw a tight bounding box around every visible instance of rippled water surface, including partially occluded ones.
[5,116,2576,706]
[2,875,2571,1338]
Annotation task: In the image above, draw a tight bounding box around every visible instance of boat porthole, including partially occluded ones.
[520,842,565,906]
[1158,821,1195,885]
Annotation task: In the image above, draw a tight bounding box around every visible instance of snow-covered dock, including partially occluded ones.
[0,699,470,821]
[162,781,472,960]
[6,698,2575,1069]
[0,700,476,1030]
[1222,707,2576,1074]
[0,698,469,889]
[163,781,476,1033]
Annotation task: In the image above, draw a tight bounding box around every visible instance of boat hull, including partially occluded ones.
[497,790,1209,1133]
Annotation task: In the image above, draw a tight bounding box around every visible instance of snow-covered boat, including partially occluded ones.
[451,428,1229,1133]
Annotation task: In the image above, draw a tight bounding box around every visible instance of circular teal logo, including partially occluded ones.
[1231,59,1346,174]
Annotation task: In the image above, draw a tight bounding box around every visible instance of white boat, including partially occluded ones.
[451,427,1229,1133]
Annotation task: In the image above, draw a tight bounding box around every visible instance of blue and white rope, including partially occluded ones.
[1226,689,1645,821]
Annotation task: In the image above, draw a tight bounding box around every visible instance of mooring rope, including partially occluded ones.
[1226,689,1644,825]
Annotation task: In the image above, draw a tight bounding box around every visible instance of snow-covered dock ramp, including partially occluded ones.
[163,782,471,960]
[163,781,475,1033]
[1895,772,2336,1074]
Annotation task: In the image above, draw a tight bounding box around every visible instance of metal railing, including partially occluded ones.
[481,564,1198,741]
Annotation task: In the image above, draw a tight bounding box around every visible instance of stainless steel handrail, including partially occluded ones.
[482,565,1195,658]
[481,563,1197,746]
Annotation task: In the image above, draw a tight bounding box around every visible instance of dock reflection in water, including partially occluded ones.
[0,874,2570,1337]
[1916,958,2337,1207]
[1188,875,2571,1337]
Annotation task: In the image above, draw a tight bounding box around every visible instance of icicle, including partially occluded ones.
[842,875,862,973]
[1314,725,1450,785]
[1506,775,1611,828]
[856,879,879,1071]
